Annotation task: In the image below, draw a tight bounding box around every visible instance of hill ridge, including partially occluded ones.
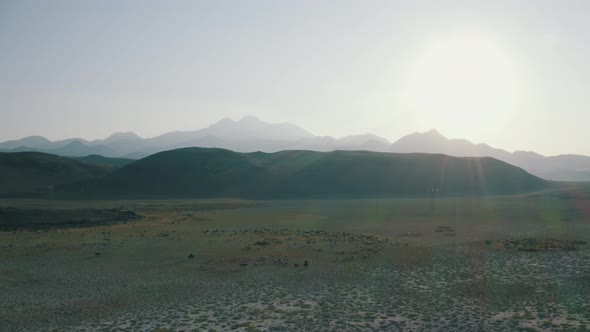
[57,147,548,199]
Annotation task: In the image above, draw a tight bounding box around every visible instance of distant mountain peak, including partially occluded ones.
[200,116,313,141]
[396,128,448,143]
[2,135,45,141]
[423,128,445,138]
[104,132,141,142]
[23,135,51,141]
[338,134,390,145]
[212,116,264,126]
[64,140,87,148]
[0,135,53,150]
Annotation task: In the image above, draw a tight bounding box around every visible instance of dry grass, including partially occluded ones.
[1,193,590,331]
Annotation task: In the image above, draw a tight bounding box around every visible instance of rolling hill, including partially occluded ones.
[0,152,116,197]
[59,148,549,199]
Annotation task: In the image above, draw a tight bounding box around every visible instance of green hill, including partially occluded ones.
[71,155,135,168]
[0,152,114,197]
[60,148,549,199]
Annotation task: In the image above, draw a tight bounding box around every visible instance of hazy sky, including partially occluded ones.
[2,0,590,155]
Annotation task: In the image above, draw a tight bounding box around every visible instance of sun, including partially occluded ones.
[406,35,519,135]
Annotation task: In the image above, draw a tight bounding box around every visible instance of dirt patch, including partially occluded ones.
[493,238,587,251]
[0,207,142,231]
[198,228,401,271]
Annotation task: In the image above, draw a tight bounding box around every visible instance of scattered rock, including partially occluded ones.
[498,238,586,251]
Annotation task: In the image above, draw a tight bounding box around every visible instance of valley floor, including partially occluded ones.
[1,194,590,331]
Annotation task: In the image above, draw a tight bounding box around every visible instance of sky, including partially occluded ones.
[2,0,590,155]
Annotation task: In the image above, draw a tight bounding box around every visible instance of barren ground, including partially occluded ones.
[1,193,590,331]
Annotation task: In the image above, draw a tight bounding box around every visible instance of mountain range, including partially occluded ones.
[0,148,544,199]
[2,116,589,181]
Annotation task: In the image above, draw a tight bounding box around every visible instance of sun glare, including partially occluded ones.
[407,35,519,134]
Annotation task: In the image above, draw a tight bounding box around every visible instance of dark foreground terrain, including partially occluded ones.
[1,190,590,331]
[0,207,141,231]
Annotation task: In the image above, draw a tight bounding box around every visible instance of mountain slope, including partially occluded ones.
[60,148,549,199]
[391,130,590,181]
[0,152,115,197]
[144,116,314,153]
[71,155,135,168]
